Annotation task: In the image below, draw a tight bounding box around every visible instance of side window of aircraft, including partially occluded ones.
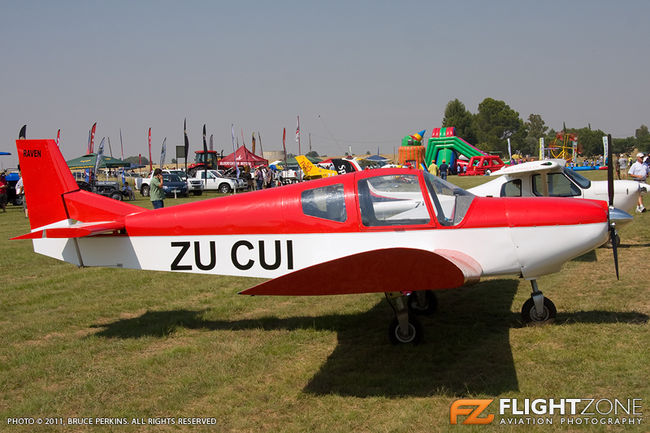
[301,184,347,222]
[500,179,522,197]
[358,175,430,226]
[532,173,581,197]
[423,172,474,226]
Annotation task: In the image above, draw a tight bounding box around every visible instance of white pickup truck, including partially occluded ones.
[137,169,204,197]
[190,169,247,193]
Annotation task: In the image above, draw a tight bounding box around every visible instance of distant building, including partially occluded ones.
[263,150,285,161]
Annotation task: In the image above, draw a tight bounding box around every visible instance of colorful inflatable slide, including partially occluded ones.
[425,127,486,170]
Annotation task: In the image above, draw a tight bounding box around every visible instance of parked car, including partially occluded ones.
[138,171,197,197]
[163,169,204,196]
[76,180,129,201]
[190,169,247,193]
[4,171,23,205]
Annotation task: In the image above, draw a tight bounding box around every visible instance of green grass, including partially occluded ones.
[1,173,648,432]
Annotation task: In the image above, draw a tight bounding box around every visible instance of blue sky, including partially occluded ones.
[1,0,649,167]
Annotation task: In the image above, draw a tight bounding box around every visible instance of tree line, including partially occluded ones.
[442,98,650,157]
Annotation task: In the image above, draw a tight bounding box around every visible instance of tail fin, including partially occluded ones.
[16,139,142,231]
[295,155,336,179]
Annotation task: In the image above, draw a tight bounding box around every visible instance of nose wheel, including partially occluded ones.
[521,280,557,324]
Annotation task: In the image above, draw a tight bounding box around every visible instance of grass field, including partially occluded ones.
[1,173,648,432]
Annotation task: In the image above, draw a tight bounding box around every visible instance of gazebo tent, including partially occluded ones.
[66,153,131,169]
[219,146,268,167]
[365,154,388,162]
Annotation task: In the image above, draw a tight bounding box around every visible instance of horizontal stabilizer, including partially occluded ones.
[11,221,125,240]
[240,248,482,296]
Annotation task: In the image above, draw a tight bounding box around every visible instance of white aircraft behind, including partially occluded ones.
[468,160,645,222]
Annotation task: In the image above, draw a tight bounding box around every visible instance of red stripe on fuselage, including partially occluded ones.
[124,169,608,237]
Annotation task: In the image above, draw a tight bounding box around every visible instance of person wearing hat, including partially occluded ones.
[427,160,440,176]
[628,152,649,212]
[439,160,449,180]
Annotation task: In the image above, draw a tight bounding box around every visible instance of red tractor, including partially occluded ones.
[187,150,220,177]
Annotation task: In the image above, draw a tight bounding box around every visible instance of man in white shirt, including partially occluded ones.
[628,152,649,212]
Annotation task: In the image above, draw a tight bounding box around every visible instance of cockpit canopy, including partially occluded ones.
[299,171,475,227]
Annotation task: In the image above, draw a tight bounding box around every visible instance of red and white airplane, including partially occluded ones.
[15,139,617,344]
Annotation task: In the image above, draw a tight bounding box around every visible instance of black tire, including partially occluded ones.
[388,316,423,345]
[192,190,203,196]
[110,192,123,201]
[521,297,557,324]
[218,183,231,194]
[408,290,438,316]
[141,184,150,197]
[605,233,621,248]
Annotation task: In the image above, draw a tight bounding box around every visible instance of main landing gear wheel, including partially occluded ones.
[385,292,423,345]
[388,317,423,345]
[408,290,438,316]
[521,280,556,324]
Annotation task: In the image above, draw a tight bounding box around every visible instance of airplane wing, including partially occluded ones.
[489,159,564,176]
[240,247,482,296]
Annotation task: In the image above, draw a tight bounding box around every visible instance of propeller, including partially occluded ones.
[606,134,619,279]
[19,125,26,139]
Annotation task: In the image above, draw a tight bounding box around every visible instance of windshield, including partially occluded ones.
[423,172,475,226]
[563,167,591,189]
[168,170,187,180]
[357,174,430,226]
[163,174,182,182]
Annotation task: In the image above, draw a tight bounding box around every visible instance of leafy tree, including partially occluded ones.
[305,150,319,158]
[522,114,548,156]
[635,124,650,150]
[472,98,525,153]
[442,99,476,144]
[569,127,607,157]
[124,156,149,165]
[612,137,637,155]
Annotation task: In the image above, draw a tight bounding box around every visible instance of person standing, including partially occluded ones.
[628,153,649,213]
[439,160,449,180]
[427,160,440,176]
[150,168,165,209]
[0,172,7,212]
[618,154,628,180]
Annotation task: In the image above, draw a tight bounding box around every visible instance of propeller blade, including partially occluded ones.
[607,134,614,207]
[610,226,619,280]
[19,125,26,139]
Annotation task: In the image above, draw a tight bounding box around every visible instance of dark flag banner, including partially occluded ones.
[202,124,208,188]
[148,128,153,172]
[184,119,189,172]
[160,137,167,168]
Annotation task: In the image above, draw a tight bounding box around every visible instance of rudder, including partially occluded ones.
[16,139,79,230]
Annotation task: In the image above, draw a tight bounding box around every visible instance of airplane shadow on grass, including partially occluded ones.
[91,279,648,398]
